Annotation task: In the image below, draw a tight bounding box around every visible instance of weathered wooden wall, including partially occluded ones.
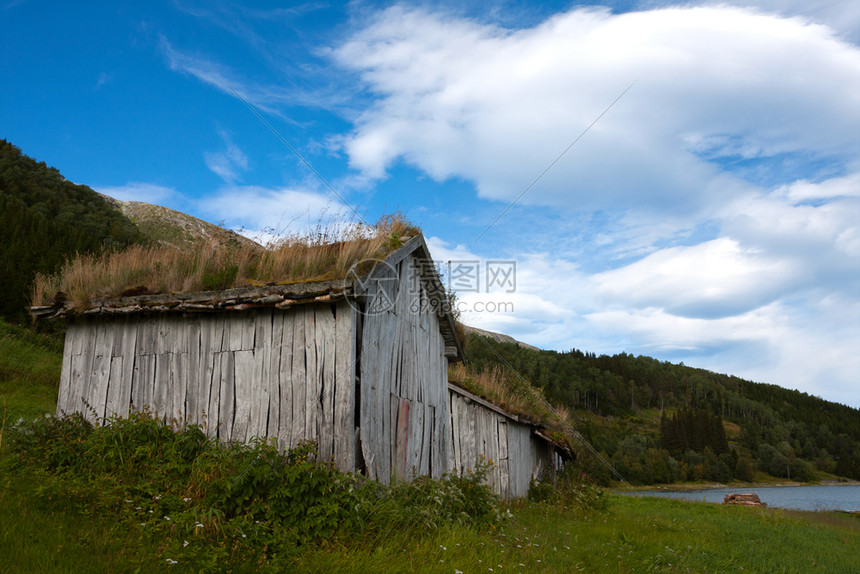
[358,252,451,483]
[57,302,356,471]
[448,385,557,499]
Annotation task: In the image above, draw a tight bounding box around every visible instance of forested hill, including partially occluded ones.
[464,333,860,484]
[0,139,144,323]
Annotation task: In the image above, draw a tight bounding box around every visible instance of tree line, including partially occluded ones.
[0,139,143,323]
[464,334,860,484]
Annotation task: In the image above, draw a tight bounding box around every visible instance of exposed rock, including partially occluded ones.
[463,325,540,351]
[723,493,767,507]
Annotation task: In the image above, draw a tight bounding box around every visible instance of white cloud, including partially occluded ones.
[195,185,336,242]
[701,0,860,41]
[333,5,860,216]
[204,130,248,183]
[591,237,802,318]
[329,5,860,406]
[775,171,860,202]
[95,182,177,204]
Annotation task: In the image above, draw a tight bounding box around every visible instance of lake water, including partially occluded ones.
[623,484,860,512]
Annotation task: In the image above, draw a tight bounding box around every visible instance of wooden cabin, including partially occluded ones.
[43,235,462,484]
[36,233,570,496]
[448,383,569,498]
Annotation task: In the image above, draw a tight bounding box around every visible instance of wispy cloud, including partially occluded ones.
[204,129,248,183]
[159,35,350,116]
[94,72,109,90]
[194,184,337,241]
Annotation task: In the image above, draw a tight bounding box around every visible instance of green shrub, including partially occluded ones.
[4,412,505,567]
[528,466,608,512]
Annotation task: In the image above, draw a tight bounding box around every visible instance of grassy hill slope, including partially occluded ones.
[463,332,860,484]
[101,195,257,249]
[0,139,144,323]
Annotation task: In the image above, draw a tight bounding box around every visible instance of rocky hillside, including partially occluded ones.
[463,325,539,351]
[100,196,258,250]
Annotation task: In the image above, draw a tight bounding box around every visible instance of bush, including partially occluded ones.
[528,466,608,512]
[4,412,505,565]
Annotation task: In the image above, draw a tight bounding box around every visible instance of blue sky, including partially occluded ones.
[3,1,860,407]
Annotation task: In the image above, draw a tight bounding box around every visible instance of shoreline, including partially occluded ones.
[615,479,860,492]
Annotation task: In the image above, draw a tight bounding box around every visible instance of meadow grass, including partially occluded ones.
[289,495,860,574]
[0,319,61,424]
[1,325,858,573]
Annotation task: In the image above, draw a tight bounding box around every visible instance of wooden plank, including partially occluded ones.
[422,403,433,477]
[378,316,391,484]
[137,354,156,415]
[449,393,462,472]
[56,326,76,415]
[312,305,334,461]
[227,314,242,351]
[333,301,355,472]
[200,315,223,433]
[304,305,320,449]
[278,311,295,451]
[118,320,138,417]
[389,393,400,480]
[393,397,410,480]
[88,322,113,424]
[173,320,189,422]
[498,419,509,498]
[153,351,172,420]
[251,310,271,439]
[510,424,533,498]
[233,349,255,443]
[173,353,188,424]
[104,356,124,419]
[240,311,256,350]
[359,309,377,480]
[291,306,307,448]
[185,318,201,426]
[218,351,235,442]
[207,351,223,439]
[68,354,89,417]
[268,310,284,444]
[409,399,424,477]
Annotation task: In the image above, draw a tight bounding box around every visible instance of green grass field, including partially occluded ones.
[0,319,61,424]
[2,467,857,573]
[1,318,858,573]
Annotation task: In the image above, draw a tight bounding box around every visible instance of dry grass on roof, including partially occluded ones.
[448,362,570,430]
[32,213,420,310]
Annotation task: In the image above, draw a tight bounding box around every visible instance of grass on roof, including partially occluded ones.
[448,361,570,430]
[32,213,420,311]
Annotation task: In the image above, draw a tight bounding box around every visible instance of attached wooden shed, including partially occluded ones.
[448,383,570,499]
[42,235,463,484]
